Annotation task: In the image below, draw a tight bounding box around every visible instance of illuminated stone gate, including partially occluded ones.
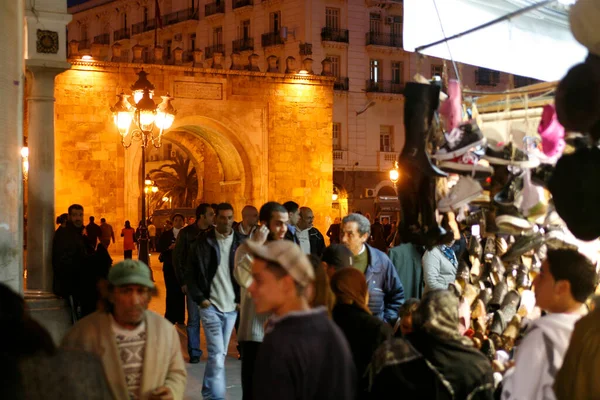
[54,60,334,251]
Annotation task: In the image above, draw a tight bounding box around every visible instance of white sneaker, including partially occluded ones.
[438,176,483,212]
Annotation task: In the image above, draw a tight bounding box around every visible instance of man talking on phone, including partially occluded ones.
[234,202,289,400]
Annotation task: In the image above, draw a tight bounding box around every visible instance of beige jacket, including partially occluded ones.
[61,310,187,400]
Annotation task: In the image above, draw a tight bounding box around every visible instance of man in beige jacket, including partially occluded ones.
[62,259,187,400]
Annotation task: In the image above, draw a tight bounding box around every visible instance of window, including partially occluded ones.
[213,26,223,45]
[164,39,172,60]
[190,34,196,51]
[370,13,381,33]
[431,64,443,78]
[391,61,403,84]
[329,55,340,77]
[122,13,127,29]
[380,126,393,152]
[391,16,402,36]
[239,20,251,40]
[476,67,500,86]
[143,7,148,25]
[270,11,281,34]
[326,8,340,30]
[332,123,342,150]
[370,59,380,82]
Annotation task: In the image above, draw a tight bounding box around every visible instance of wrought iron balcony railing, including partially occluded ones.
[163,8,200,25]
[233,0,253,9]
[365,80,404,94]
[205,1,225,17]
[114,27,130,41]
[205,44,225,59]
[132,20,156,35]
[93,33,110,45]
[321,27,349,43]
[232,38,254,52]
[334,77,349,91]
[261,32,284,47]
[365,32,403,48]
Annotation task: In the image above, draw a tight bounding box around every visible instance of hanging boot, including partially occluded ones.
[401,82,448,178]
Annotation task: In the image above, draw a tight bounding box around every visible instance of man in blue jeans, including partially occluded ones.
[173,203,215,363]
[186,203,242,399]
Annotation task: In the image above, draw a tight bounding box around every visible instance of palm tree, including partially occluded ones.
[149,153,198,208]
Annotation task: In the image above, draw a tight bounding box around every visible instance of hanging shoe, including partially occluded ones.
[517,169,548,223]
[468,235,483,259]
[457,260,471,282]
[432,121,487,161]
[438,79,463,132]
[490,256,506,286]
[437,176,483,212]
[401,82,448,178]
[484,142,540,168]
[439,151,494,178]
[502,232,544,262]
[531,164,555,188]
[494,172,524,207]
[483,235,496,260]
[495,207,534,236]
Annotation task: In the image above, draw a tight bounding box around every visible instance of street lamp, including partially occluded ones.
[389,160,400,189]
[110,69,176,266]
[332,186,339,202]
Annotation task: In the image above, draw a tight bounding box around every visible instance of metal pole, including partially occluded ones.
[138,145,150,266]
[415,0,557,53]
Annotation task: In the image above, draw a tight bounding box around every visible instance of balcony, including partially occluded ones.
[233,0,253,9]
[261,32,283,47]
[205,44,225,59]
[366,32,403,48]
[114,27,130,41]
[378,151,399,171]
[321,27,349,43]
[366,80,404,94]
[333,150,348,166]
[78,39,90,50]
[334,77,349,91]
[232,38,254,52]
[132,20,156,35]
[205,1,225,17]
[162,7,200,26]
[93,33,110,45]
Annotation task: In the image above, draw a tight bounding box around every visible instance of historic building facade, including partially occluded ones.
[67,0,534,220]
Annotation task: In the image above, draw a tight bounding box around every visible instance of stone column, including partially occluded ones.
[0,0,24,292]
[302,58,314,74]
[173,47,183,65]
[111,42,122,62]
[153,46,164,64]
[68,40,79,58]
[285,56,297,74]
[248,53,260,71]
[193,49,203,67]
[25,62,70,293]
[267,55,279,73]
[321,58,332,76]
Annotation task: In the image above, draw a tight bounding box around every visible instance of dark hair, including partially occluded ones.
[68,204,83,215]
[283,201,299,214]
[547,249,598,303]
[211,203,219,211]
[89,216,95,222]
[195,203,212,220]
[56,213,68,225]
[259,202,288,224]
[216,202,234,216]
[398,298,420,319]
[172,213,185,221]
[100,218,106,223]
[321,244,353,271]
[125,220,131,229]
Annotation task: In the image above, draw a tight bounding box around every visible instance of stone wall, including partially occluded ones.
[54,61,334,248]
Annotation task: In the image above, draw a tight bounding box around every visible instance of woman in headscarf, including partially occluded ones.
[330,268,392,399]
[370,290,495,400]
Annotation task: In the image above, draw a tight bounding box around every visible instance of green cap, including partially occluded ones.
[108,259,154,289]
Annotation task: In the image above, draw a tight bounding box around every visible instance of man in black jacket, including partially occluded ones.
[173,203,215,363]
[157,215,185,324]
[186,203,242,399]
[296,207,326,257]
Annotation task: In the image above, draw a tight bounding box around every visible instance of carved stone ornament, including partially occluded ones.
[37,30,59,54]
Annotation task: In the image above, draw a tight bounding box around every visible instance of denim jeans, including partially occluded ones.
[199,304,237,399]
[186,295,203,358]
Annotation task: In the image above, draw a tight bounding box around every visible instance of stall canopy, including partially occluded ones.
[403,0,587,82]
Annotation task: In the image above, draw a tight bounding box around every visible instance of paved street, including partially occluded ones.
[116,252,243,400]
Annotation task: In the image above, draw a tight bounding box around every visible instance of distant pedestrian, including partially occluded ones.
[85,216,102,250]
[283,201,301,245]
[248,240,357,400]
[157,216,185,324]
[61,260,187,399]
[235,205,259,239]
[296,207,326,257]
[321,244,354,279]
[326,217,341,245]
[147,220,157,252]
[121,221,136,259]
[99,218,115,250]
[56,213,68,230]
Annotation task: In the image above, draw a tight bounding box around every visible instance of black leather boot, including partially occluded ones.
[401,82,448,178]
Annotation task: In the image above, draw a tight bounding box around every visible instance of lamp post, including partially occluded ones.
[389,160,400,190]
[144,175,159,223]
[111,70,176,266]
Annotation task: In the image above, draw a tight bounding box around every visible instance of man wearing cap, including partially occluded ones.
[247,240,357,400]
[186,203,242,399]
[61,259,187,400]
[321,244,354,279]
[341,213,405,325]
